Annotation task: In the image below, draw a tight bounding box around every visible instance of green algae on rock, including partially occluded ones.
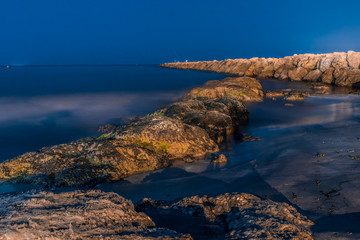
[0,115,218,187]
[183,77,263,102]
[0,77,257,187]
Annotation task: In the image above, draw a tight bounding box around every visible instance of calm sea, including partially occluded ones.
[0,65,225,162]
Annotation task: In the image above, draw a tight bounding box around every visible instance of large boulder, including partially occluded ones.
[288,67,309,81]
[334,68,360,87]
[139,193,314,240]
[347,51,360,69]
[157,98,249,143]
[0,116,218,187]
[183,77,263,102]
[0,190,191,240]
[303,69,322,82]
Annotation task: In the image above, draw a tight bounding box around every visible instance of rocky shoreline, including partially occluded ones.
[161,51,360,87]
[0,72,334,239]
[0,190,314,239]
[0,77,262,187]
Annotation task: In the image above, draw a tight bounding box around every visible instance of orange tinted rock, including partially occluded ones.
[347,51,360,69]
[288,67,309,81]
[302,70,323,82]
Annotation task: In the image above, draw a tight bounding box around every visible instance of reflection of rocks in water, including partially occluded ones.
[139,193,314,239]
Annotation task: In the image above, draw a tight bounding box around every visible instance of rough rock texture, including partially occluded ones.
[183,77,263,102]
[157,97,249,143]
[0,115,218,187]
[139,193,314,240]
[212,154,227,163]
[0,190,191,240]
[264,89,311,101]
[161,51,360,87]
[0,77,256,187]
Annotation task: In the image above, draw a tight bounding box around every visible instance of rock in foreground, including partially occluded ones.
[0,190,191,240]
[0,78,255,187]
[140,193,314,239]
[0,190,314,239]
[0,115,218,187]
[162,51,360,87]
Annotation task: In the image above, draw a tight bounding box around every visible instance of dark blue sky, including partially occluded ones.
[1,0,359,65]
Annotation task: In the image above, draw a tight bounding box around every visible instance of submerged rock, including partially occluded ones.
[284,90,311,101]
[0,190,191,240]
[264,89,311,101]
[264,90,286,98]
[162,51,360,87]
[139,193,314,239]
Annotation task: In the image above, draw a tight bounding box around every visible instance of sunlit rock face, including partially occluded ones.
[161,51,360,87]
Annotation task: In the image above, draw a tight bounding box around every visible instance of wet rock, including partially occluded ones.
[0,76,258,187]
[161,51,360,87]
[264,90,285,98]
[311,83,331,94]
[139,193,314,239]
[0,190,191,240]
[183,77,263,102]
[284,90,310,101]
[97,124,118,133]
[240,135,262,141]
[157,98,249,143]
[212,154,227,163]
[0,115,218,187]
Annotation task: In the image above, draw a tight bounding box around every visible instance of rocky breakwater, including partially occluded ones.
[0,190,314,240]
[0,76,262,187]
[161,51,360,87]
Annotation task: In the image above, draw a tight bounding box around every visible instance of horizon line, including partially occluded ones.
[0,63,160,67]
